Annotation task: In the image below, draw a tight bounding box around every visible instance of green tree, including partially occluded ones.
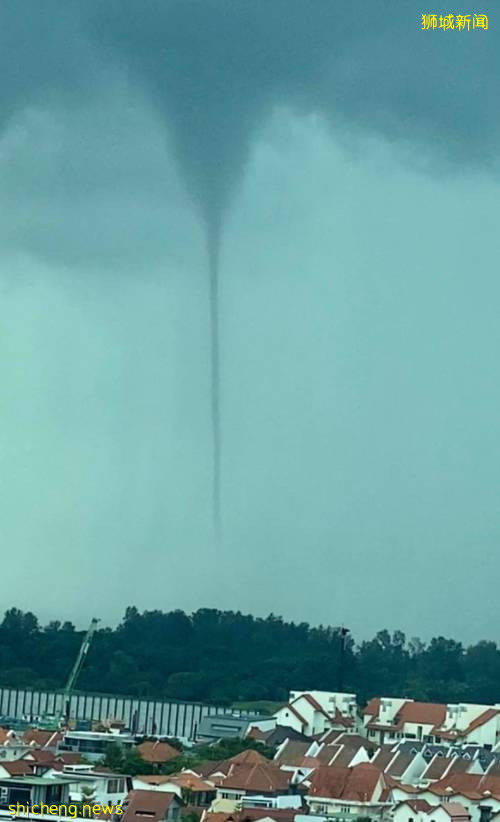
[102,742,125,772]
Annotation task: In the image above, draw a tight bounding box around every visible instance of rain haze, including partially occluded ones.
[1,1,499,643]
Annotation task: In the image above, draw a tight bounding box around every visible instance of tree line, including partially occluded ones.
[0,606,498,707]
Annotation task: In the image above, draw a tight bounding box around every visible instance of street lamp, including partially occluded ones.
[338,626,350,692]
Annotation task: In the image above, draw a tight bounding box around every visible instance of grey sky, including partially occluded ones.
[1,1,499,643]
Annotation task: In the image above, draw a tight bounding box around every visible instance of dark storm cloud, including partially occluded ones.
[82,0,500,213]
[2,0,499,223]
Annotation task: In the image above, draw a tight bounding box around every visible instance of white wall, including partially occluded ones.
[289,691,357,717]
[378,698,408,725]
[274,706,304,734]
[398,752,428,784]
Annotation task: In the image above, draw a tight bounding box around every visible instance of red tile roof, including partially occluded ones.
[58,752,83,765]
[386,752,415,779]
[337,734,374,750]
[122,790,180,822]
[23,729,63,748]
[193,761,225,778]
[165,773,215,793]
[442,803,471,818]
[0,728,16,745]
[276,740,311,767]
[138,741,181,764]
[422,756,456,781]
[399,702,446,727]
[363,699,381,717]
[317,745,341,765]
[367,701,446,731]
[23,749,57,764]
[1,760,34,776]
[333,710,355,728]
[238,809,298,822]
[308,763,381,802]
[371,750,396,772]
[329,746,360,769]
[319,730,343,745]
[222,762,291,794]
[429,773,484,799]
[227,750,270,766]
[397,800,435,813]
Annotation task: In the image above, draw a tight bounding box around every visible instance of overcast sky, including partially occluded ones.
[1,1,499,643]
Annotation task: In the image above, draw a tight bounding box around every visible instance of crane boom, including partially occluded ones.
[63,617,100,725]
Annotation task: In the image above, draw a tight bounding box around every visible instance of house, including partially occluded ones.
[238,809,299,822]
[199,750,272,785]
[22,749,59,768]
[288,692,357,721]
[133,773,216,808]
[363,699,447,745]
[216,762,292,803]
[274,693,356,739]
[121,790,183,822]
[433,707,500,749]
[202,809,300,822]
[364,701,500,750]
[419,756,479,786]
[305,762,387,818]
[0,760,35,779]
[286,743,370,779]
[389,772,500,822]
[239,796,303,811]
[137,741,181,768]
[0,775,71,816]
[50,764,132,806]
[393,799,437,822]
[0,729,32,762]
[393,799,471,822]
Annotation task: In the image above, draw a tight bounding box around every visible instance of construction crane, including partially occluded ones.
[62,617,100,727]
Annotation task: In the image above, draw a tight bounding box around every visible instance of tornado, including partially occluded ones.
[207,218,222,536]
[3,0,497,543]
